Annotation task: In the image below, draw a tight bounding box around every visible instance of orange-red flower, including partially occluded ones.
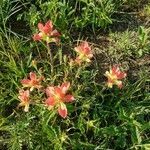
[74,41,93,64]
[105,65,127,88]
[45,82,74,118]
[18,90,30,112]
[21,72,43,91]
[33,20,60,43]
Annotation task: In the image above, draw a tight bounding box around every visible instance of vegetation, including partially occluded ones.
[0,0,150,149]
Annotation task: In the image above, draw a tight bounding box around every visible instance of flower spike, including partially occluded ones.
[45,82,74,118]
[21,72,43,91]
[74,41,93,64]
[33,20,60,43]
[18,90,30,112]
[105,65,127,88]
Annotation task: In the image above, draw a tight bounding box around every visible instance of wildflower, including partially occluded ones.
[18,90,30,112]
[45,82,74,118]
[74,41,93,64]
[31,60,37,68]
[33,20,60,43]
[105,65,127,88]
[21,72,43,91]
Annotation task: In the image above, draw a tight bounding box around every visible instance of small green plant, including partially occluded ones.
[137,26,150,57]
[0,0,22,25]
[108,28,150,60]
[17,0,122,36]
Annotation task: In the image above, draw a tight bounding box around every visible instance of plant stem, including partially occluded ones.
[75,66,82,78]
[46,43,54,73]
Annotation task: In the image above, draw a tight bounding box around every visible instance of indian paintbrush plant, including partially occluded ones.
[1,1,150,148]
[17,20,127,119]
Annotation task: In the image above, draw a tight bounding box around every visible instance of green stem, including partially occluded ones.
[75,66,83,78]
[46,43,54,73]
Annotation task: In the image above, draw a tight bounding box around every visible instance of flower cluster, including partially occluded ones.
[33,20,60,44]
[74,41,93,64]
[18,72,44,112]
[18,89,30,112]
[18,72,74,118]
[17,20,127,119]
[21,72,44,91]
[45,82,74,118]
[105,65,127,88]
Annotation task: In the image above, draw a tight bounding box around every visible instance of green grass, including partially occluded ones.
[0,1,150,150]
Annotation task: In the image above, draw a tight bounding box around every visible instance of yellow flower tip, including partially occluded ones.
[30,87,34,91]
[74,47,78,52]
[48,105,54,110]
[107,82,113,88]
[18,102,24,107]
[105,71,110,77]
[86,58,91,63]
[116,80,123,89]
[24,104,29,112]
[31,60,37,68]
[60,102,66,110]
